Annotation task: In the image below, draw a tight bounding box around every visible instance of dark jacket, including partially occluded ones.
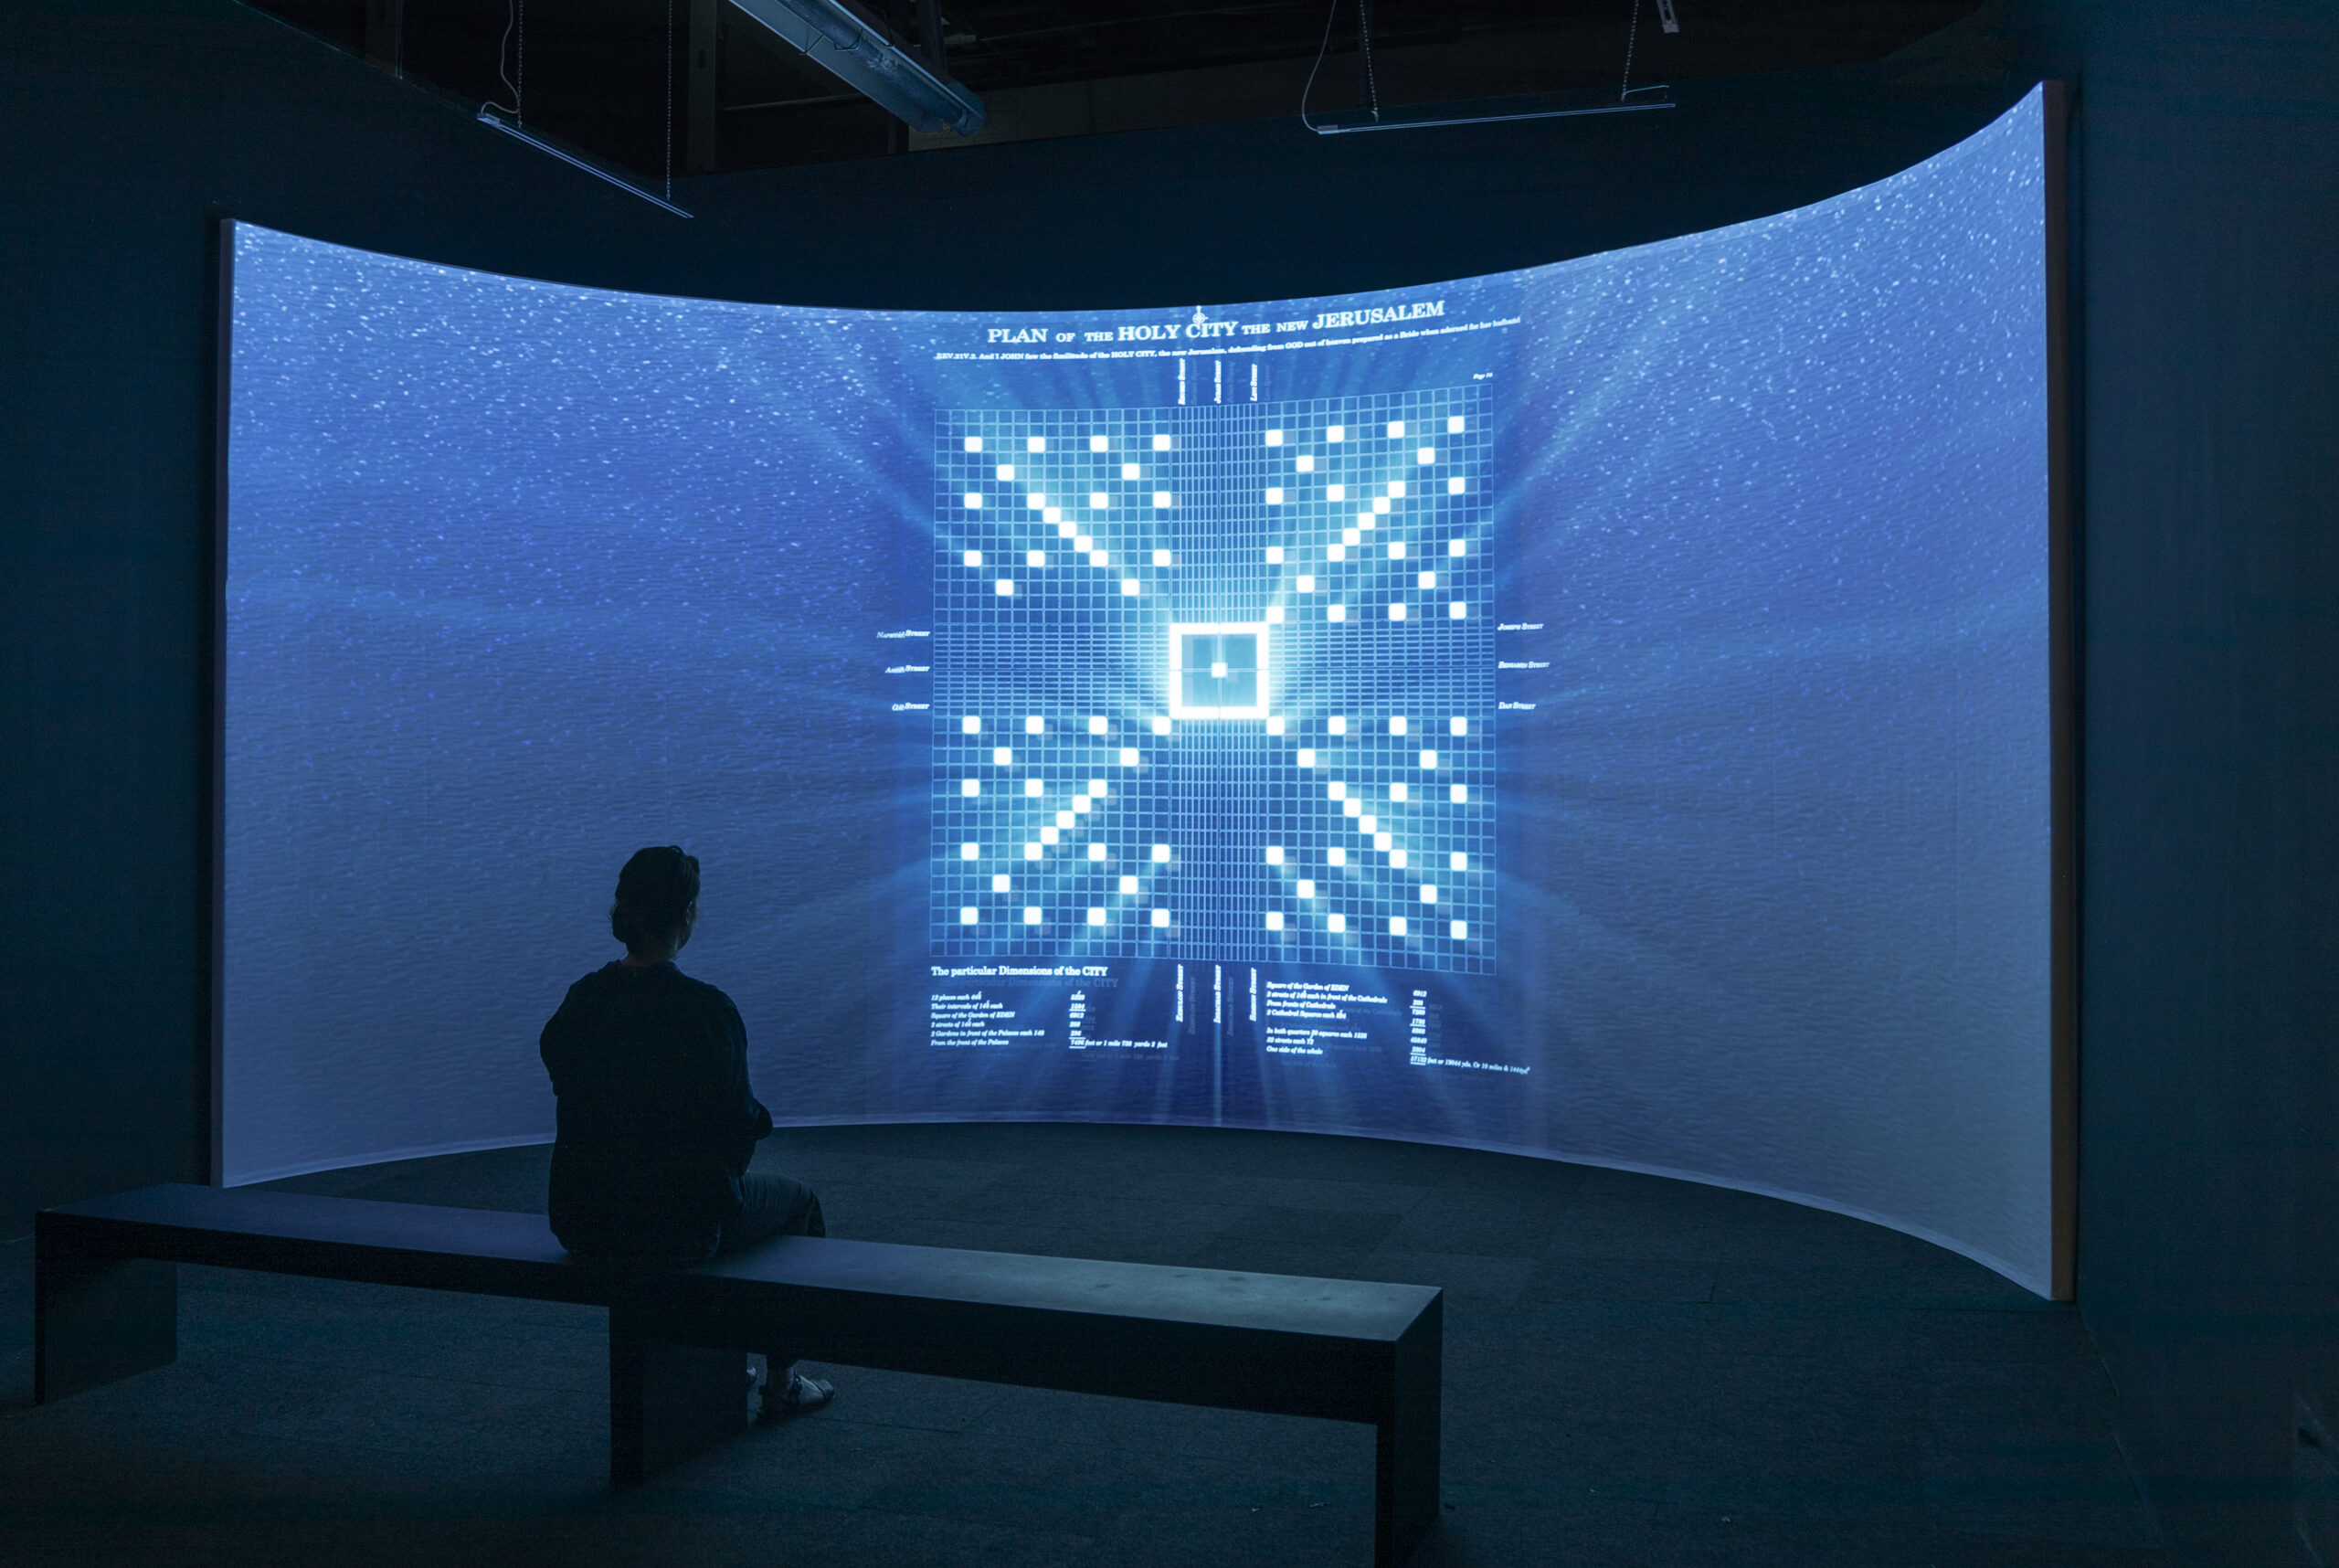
[539,960,773,1257]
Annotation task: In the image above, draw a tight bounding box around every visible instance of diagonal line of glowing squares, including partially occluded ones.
[1166,621,1271,722]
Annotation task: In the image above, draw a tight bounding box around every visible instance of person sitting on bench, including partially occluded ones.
[539,843,834,1417]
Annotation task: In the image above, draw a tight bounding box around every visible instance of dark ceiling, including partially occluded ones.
[246,0,1984,180]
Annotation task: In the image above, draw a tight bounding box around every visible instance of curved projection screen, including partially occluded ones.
[225,88,2056,1290]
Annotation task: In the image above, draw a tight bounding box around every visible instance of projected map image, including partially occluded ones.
[928,387,1495,973]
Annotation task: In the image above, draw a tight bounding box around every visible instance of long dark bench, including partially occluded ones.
[36,1182,1442,1566]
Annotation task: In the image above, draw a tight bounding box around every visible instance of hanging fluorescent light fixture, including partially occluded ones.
[476,106,693,217]
[728,0,985,135]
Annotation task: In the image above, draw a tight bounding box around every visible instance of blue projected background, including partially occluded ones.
[223,90,2056,1291]
[928,390,1494,969]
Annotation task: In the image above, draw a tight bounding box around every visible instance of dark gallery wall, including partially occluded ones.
[0,1,2332,1563]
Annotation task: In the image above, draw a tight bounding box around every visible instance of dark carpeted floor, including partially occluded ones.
[0,1123,2166,1566]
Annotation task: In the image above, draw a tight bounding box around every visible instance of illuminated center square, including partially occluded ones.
[1168,622,1269,721]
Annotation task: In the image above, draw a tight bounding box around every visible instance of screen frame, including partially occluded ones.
[200,83,2082,1297]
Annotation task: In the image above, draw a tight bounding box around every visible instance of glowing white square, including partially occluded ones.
[1152,549,1172,567]
[996,578,1015,597]
[1088,492,1109,510]
[1418,571,1437,590]
[962,715,982,734]
[1360,512,1378,527]
[1421,749,1438,768]
[1089,434,1108,452]
[1211,661,1228,680]
[1328,847,1347,866]
[1387,480,1406,499]
[1088,778,1106,796]
[1389,603,1407,620]
[1417,447,1436,464]
[1074,795,1092,812]
[1119,747,1140,766]
[1450,920,1468,940]
[1391,782,1409,801]
[1087,906,1106,925]
[1391,848,1408,868]
[1386,420,1405,438]
[1025,715,1044,734]
[1297,455,1316,473]
[1151,843,1171,863]
[1025,549,1045,568]
[1447,476,1466,494]
[1266,429,1284,446]
[961,842,979,860]
[1446,416,1464,433]
[1297,879,1316,899]
[1024,778,1044,797]
[1328,781,1346,800]
[1042,826,1061,844]
[1087,842,1106,861]
[1264,488,1286,506]
[1297,575,1316,593]
[1151,716,1170,736]
[1150,907,1170,927]
[1121,463,1140,481]
[1375,832,1393,852]
[1265,911,1285,931]
[1389,540,1407,559]
[992,747,1012,766]
[1266,604,1285,624]
[1328,604,1346,621]
[1450,852,1468,871]
[1450,784,1469,803]
[1090,550,1110,567]
[1024,842,1042,860]
[1327,483,1345,502]
[1328,716,1348,735]
[1343,799,1362,817]
[1119,874,1138,894]
[961,779,979,797]
[1341,528,1360,546]
[1044,507,1063,524]
[1327,425,1345,442]
[1390,916,1408,936]
[1372,497,1391,515]
[1265,546,1285,564]
[1266,716,1286,736]
[1360,814,1378,833]
[1297,748,1315,768]
[964,436,983,452]
[1449,601,1466,619]
[1028,493,1046,509]
[1328,913,1347,933]
[1088,715,1107,735]
[1121,578,1141,596]
[1029,436,1047,452]
[1152,433,1171,450]
[1023,906,1042,925]
[1153,491,1173,508]
[964,550,983,567]
[997,464,1015,482]
[1265,845,1285,865]
[1074,535,1093,552]
[1450,715,1467,736]
[964,492,983,508]
[1421,885,1438,905]
[1328,544,1346,563]
[1055,810,1074,829]
[1448,538,1467,556]
[991,873,1011,893]
[960,906,979,924]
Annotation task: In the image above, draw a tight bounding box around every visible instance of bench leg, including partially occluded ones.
[1375,1298,1443,1568]
[608,1308,752,1488]
[34,1253,177,1404]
